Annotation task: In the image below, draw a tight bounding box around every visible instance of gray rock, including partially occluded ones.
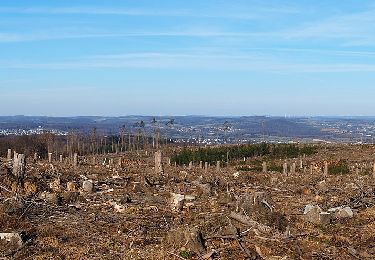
[336,206,353,219]
[303,204,322,224]
[304,205,331,224]
[0,232,23,248]
[170,193,185,211]
[328,206,354,219]
[304,204,317,214]
[337,207,353,218]
[82,180,94,193]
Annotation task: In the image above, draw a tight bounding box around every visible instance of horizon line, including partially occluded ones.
[1,114,375,118]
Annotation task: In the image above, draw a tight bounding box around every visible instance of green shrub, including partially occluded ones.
[235,166,252,171]
[179,251,191,259]
[328,160,350,175]
[269,165,283,172]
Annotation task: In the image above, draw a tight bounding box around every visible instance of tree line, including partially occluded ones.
[170,143,317,166]
[0,128,172,159]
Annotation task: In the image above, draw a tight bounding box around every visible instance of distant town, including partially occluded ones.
[1,115,375,144]
[0,127,68,136]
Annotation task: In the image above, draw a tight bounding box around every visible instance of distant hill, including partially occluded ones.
[0,115,374,143]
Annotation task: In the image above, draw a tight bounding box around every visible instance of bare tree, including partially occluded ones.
[90,127,97,154]
[119,125,126,152]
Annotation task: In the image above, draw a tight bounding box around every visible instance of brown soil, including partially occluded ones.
[1,145,375,259]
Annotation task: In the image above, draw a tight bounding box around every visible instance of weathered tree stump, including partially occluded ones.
[7,149,12,161]
[216,161,221,172]
[12,153,25,182]
[184,228,206,256]
[262,162,267,173]
[167,157,171,166]
[283,163,288,175]
[154,150,163,174]
[189,161,193,170]
[324,161,328,176]
[290,163,296,174]
[73,153,78,167]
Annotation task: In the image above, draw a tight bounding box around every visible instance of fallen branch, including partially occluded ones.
[18,201,35,220]
[261,199,273,212]
[229,212,273,233]
[235,237,253,258]
[0,185,12,193]
[251,236,280,242]
[227,219,254,259]
[205,235,236,240]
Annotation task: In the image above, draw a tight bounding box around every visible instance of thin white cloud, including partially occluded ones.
[0,30,264,43]
[237,47,375,57]
[278,8,375,46]
[2,5,372,46]
[0,6,300,19]
[0,7,195,16]
[1,4,373,47]
[2,52,375,73]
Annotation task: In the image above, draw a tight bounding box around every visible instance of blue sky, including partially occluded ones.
[1,0,375,116]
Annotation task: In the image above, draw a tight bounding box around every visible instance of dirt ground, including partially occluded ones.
[1,144,375,259]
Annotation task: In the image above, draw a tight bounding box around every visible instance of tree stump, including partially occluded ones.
[73,153,78,167]
[184,228,206,256]
[189,161,193,170]
[283,163,288,175]
[154,150,163,174]
[7,149,12,161]
[216,161,220,172]
[12,153,25,182]
[262,162,267,173]
[324,161,328,176]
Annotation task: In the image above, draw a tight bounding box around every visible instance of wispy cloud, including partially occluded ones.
[0,6,300,19]
[2,52,375,73]
[0,30,264,43]
[279,8,375,46]
[0,7,196,16]
[2,7,374,47]
[3,4,373,47]
[218,47,375,58]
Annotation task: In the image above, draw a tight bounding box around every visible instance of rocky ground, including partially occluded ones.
[1,145,375,259]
